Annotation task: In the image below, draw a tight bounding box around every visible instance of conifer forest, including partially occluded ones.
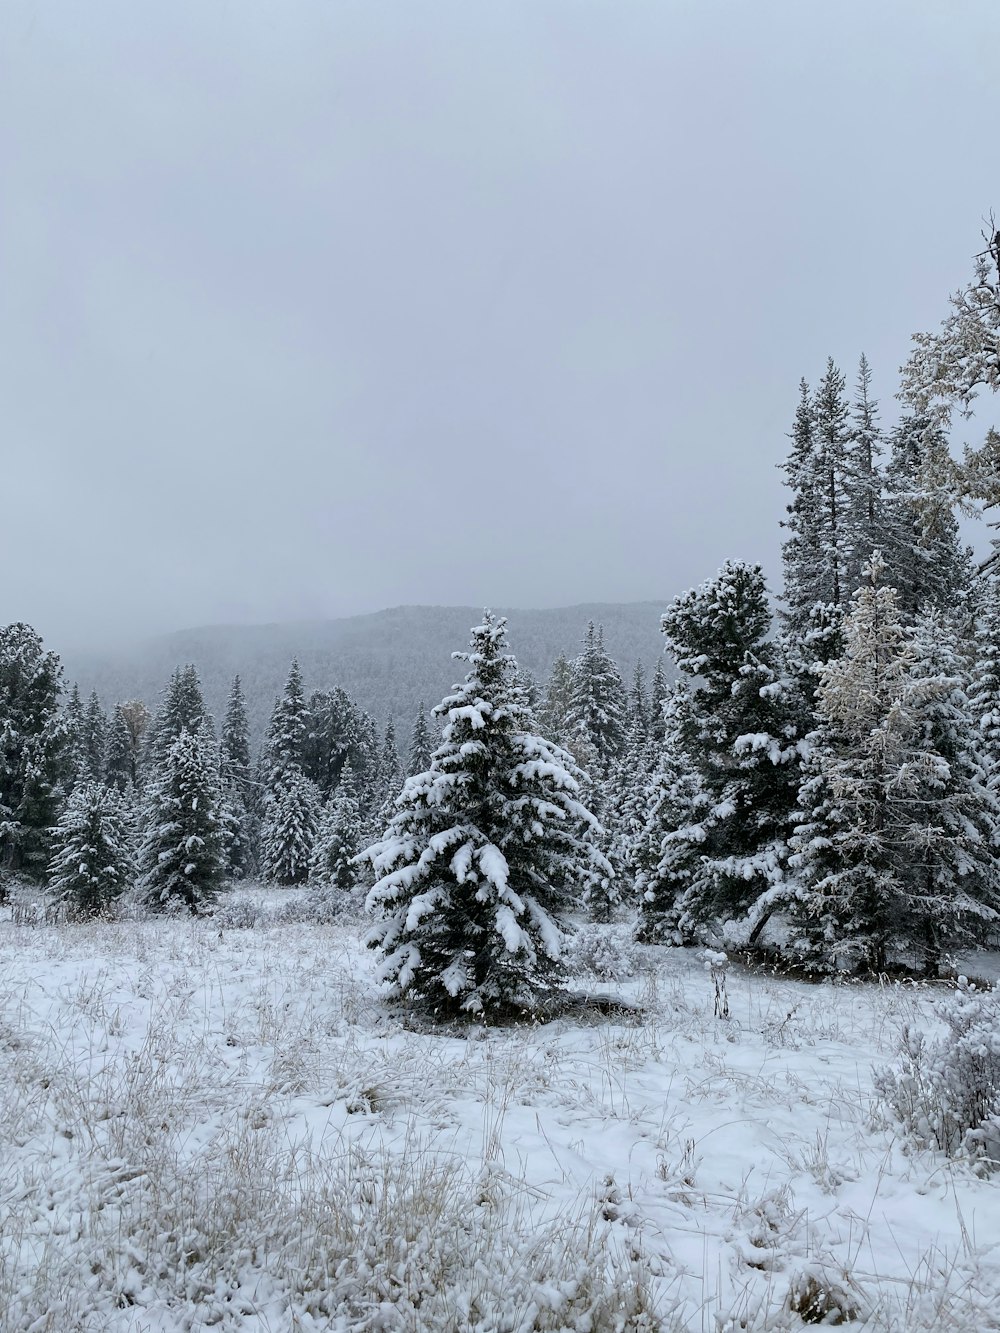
[6,5,1000,1329]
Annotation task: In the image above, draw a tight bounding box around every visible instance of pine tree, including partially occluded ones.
[634,694,714,943]
[150,666,207,766]
[791,560,1000,973]
[378,719,403,807]
[660,562,800,937]
[0,624,69,878]
[261,768,321,886]
[83,692,107,783]
[628,662,649,737]
[970,572,1000,790]
[882,415,972,621]
[648,658,669,743]
[64,684,88,786]
[48,782,133,915]
[137,727,225,913]
[565,622,628,773]
[105,705,134,792]
[362,612,609,1020]
[407,702,435,777]
[539,654,575,746]
[311,760,364,897]
[842,353,885,597]
[220,675,252,793]
[265,661,309,785]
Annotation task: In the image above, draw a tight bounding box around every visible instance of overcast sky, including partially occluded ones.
[2,0,998,648]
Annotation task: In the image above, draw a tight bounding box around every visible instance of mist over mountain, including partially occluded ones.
[64,601,670,749]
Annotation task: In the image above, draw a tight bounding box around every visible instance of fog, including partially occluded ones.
[2,0,996,651]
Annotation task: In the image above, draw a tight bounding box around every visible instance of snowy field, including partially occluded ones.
[2,892,999,1331]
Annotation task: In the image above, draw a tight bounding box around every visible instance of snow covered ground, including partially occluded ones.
[2,892,999,1331]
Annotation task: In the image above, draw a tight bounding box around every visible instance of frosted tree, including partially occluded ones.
[83,692,107,783]
[648,658,669,742]
[48,782,134,915]
[105,705,134,792]
[634,695,714,943]
[538,653,575,746]
[566,622,628,773]
[220,675,252,793]
[149,666,208,767]
[792,564,1000,973]
[628,661,650,737]
[0,623,69,878]
[970,571,1000,788]
[407,702,435,776]
[64,684,88,785]
[311,760,364,897]
[361,612,610,1020]
[898,610,1000,972]
[843,353,885,596]
[261,767,321,885]
[660,562,801,937]
[137,727,225,913]
[377,719,403,808]
[881,415,972,621]
[265,660,309,786]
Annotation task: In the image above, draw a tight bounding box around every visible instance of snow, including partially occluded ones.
[2,898,1000,1330]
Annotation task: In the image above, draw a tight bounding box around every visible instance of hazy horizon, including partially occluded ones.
[4,0,998,652]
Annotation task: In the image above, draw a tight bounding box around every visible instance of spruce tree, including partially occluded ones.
[105,705,134,792]
[407,702,435,777]
[64,684,88,786]
[565,622,627,773]
[137,727,225,913]
[882,415,972,621]
[378,719,403,808]
[648,658,669,743]
[150,666,207,766]
[48,782,133,915]
[83,692,107,783]
[220,675,252,793]
[842,353,885,597]
[261,767,321,886]
[970,571,1000,790]
[659,562,800,937]
[266,661,309,784]
[0,624,69,878]
[362,612,609,1020]
[311,760,364,897]
[539,654,575,746]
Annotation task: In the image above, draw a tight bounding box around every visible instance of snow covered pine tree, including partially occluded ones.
[361,612,610,1021]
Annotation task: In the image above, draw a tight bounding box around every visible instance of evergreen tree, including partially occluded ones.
[659,562,800,936]
[634,694,714,942]
[64,684,88,785]
[105,705,134,792]
[648,658,669,743]
[407,702,435,777]
[265,661,309,784]
[48,782,133,915]
[565,622,628,773]
[362,612,609,1020]
[539,654,575,746]
[842,353,885,597]
[311,759,364,896]
[628,662,649,736]
[137,727,225,913]
[83,692,107,783]
[220,675,252,793]
[970,571,1000,789]
[378,719,403,807]
[882,415,972,621]
[150,666,207,766]
[0,624,69,878]
[787,555,997,973]
[261,767,320,886]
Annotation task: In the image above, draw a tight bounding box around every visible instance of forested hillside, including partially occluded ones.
[64,601,668,745]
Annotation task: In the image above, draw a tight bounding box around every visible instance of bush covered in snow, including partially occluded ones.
[567,923,639,982]
[874,978,1000,1162]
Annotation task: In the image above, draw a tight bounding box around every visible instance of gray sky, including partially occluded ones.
[2,0,997,649]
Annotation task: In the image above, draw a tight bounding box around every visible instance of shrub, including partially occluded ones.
[874,978,1000,1162]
